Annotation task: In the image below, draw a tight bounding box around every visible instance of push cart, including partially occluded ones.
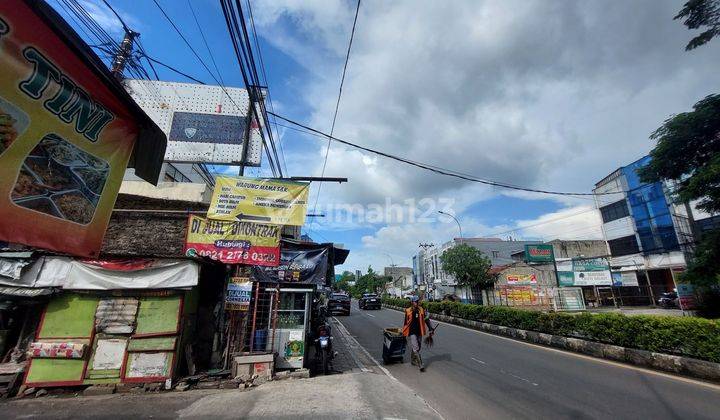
[382,327,406,364]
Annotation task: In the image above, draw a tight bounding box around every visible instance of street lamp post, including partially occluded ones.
[438,210,463,239]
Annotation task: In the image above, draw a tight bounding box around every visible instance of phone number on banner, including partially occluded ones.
[185,244,280,266]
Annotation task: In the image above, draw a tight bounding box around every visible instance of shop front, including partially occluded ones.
[243,241,348,370]
[0,256,206,389]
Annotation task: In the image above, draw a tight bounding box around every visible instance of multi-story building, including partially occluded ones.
[593,156,700,293]
[420,238,543,302]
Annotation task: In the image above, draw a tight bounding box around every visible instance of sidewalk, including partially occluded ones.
[1,317,441,419]
[587,306,685,317]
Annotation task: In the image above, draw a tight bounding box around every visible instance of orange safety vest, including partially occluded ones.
[402,306,427,337]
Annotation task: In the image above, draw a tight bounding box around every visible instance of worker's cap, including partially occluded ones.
[410,296,420,302]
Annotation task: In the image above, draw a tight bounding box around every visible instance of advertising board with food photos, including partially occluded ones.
[0,3,159,256]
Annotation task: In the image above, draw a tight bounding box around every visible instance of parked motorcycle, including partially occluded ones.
[314,323,334,375]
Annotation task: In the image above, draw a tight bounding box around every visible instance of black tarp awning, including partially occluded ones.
[251,241,349,287]
[28,0,166,184]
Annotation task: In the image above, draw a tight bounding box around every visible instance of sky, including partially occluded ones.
[50,0,720,273]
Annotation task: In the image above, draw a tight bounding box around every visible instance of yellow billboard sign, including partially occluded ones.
[207,176,310,226]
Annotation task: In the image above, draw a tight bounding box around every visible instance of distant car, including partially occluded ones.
[328,293,351,316]
[658,291,678,308]
[359,293,381,310]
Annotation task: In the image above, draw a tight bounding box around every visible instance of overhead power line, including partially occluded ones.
[187,0,225,87]
[246,0,288,176]
[313,0,362,217]
[268,111,623,198]
[152,0,281,177]
[100,0,129,32]
[219,0,283,177]
[140,54,206,84]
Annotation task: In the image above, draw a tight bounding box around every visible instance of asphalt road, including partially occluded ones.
[337,300,720,420]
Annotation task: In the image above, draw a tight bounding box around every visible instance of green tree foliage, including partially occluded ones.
[639,94,720,214]
[684,229,720,288]
[675,0,720,50]
[349,266,388,297]
[439,244,494,288]
[334,270,355,292]
[639,95,720,287]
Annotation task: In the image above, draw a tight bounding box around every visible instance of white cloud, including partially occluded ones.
[338,204,602,271]
[253,1,718,271]
[256,0,720,207]
[514,205,603,241]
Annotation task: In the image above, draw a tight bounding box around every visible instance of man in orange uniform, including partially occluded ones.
[402,296,434,371]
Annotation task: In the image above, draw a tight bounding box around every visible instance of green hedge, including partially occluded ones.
[382,297,720,363]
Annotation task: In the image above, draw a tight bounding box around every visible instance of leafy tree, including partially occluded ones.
[334,270,355,293]
[675,0,720,50]
[439,244,494,288]
[349,266,387,298]
[639,95,720,288]
[639,94,720,214]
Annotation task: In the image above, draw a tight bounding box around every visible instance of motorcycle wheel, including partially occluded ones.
[322,350,329,375]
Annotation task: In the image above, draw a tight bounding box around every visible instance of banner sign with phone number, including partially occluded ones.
[183,215,280,266]
[0,3,159,256]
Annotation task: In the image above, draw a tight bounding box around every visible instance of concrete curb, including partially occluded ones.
[383,304,720,383]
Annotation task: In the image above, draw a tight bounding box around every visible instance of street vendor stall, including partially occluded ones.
[249,241,348,369]
[0,255,209,388]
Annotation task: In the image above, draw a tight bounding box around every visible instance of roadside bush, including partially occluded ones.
[381,296,720,362]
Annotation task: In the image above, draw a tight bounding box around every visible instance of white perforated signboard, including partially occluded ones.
[124,79,262,165]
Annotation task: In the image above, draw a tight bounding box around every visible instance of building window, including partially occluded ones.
[608,235,640,257]
[164,164,191,183]
[492,251,500,258]
[600,200,630,223]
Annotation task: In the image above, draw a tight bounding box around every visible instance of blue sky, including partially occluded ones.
[50,0,720,273]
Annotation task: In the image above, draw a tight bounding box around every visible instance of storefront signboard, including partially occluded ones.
[184,215,280,266]
[207,176,309,226]
[524,244,554,263]
[226,277,252,311]
[0,3,164,256]
[572,258,609,272]
[611,271,639,287]
[572,270,612,286]
[557,257,612,286]
[505,273,537,285]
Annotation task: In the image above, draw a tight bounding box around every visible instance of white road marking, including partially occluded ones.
[471,357,486,365]
[337,310,447,420]
[383,306,720,391]
[333,316,397,381]
[365,313,376,318]
[507,372,539,386]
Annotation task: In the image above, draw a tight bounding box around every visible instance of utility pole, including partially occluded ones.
[111,30,138,80]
